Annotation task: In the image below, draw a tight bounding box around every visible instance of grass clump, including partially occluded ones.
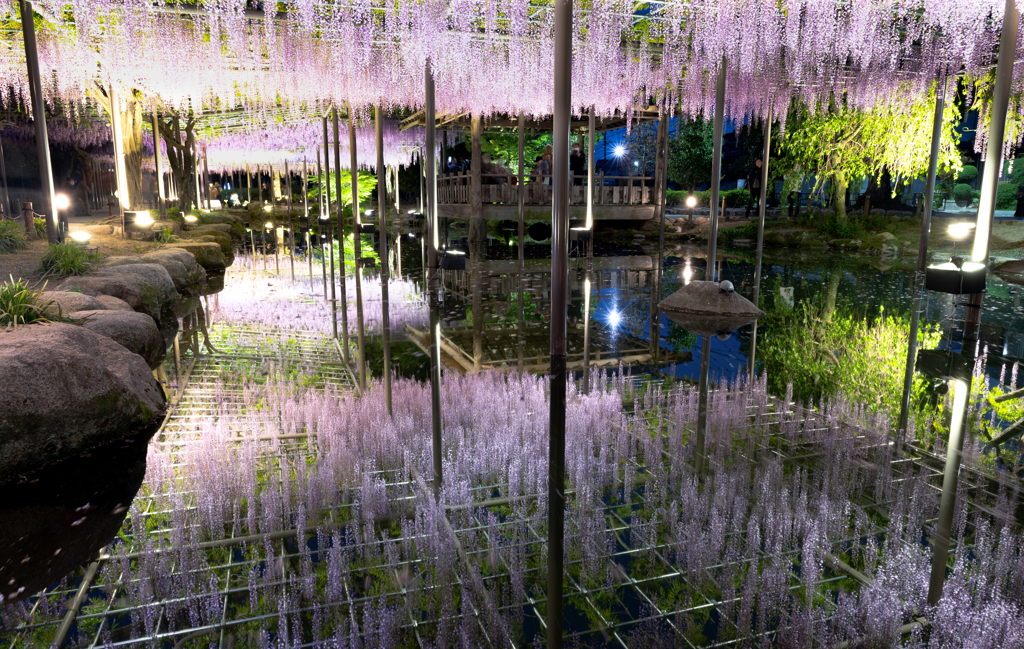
[155,227,179,243]
[34,217,46,239]
[0,219,27,253]
[40,243,98,277]
[0,277,62,326]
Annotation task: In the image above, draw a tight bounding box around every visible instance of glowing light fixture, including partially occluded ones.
[264,221,274,229]
[948,222,975,240]
[686,195,698,209]
[69,230,91,244]
[263,205,273,212]
[612,144,626,158]
[608,310,621,328]
[134,213,154,227]
[184,215,198,223]
[54,193,70,210]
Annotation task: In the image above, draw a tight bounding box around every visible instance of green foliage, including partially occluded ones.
[667,118,714,190]
[757,298,940,427]
[34,217,46,239]
[40,243,98,277]
[499,291,544,325]
[717,222,758,242]
[166,207,182,221]
[0,219,27,253]
[480,132,552,175]
[996,182,1019,210]
[664,321,697,351]
[322,231,380,272]
[0,277,62,326]
[953,183,975,202]
[308,170,377,215]
[775,86,962,217]
[155,227,179,243]
[957,165,978,184]
[666,188,749,208]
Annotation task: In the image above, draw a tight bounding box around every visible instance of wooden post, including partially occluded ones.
[22,202,34,239]
[202,145,211,209]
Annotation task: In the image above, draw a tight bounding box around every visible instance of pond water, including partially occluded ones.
[3,225,1023,648]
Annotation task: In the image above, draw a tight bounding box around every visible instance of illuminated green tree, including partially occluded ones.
[776,85,961,221]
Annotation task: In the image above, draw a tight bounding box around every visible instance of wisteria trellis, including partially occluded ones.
[0,0,1020,134]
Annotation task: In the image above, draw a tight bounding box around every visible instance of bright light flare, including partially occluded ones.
[134,213,154,227]
[608,310,621,328]
[69,230,91,243]
[184,215,198,223]
[54,193,71,210]
[686,195,697,208]
[263,205,273,212]
[682,263,693,284]
[948,222,975,240]
[612,144,626,158]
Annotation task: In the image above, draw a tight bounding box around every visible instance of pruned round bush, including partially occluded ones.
[40,243,97,277]
[0,219,27,253]
[953,183,975,203]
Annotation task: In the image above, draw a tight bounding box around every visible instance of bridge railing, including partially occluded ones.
[438,171,654,207]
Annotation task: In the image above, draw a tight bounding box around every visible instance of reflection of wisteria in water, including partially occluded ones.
[211,255,427,336]
[4,368,1023,646]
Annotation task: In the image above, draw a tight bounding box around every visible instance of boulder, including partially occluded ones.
[140,248,206,290]
[181,228,232,255]
[96,295,134,311]
[40,291,106,316]
[195,223,233,235]
[861,231,898,254]
[166,242,227,271]
[59,264,177,324]
[103,255,145,268]
[148,220,181,235]
[82,224,114,236]
[203,213,243,225]
[869,208,886,217]
[0,323,165,481]
[658,280,765,336]
[72,310,165,368]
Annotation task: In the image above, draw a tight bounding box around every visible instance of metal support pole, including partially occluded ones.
[323,115,339,345]
[518,111,526,376]
[587,107,595,261]
[317,150,328,301]
[583,273,592,394]
[376,104,393,415]
[258,164,266,270]
[304,158,313,290]
[973,0,1020,265]
[707,56,727,278]
[202,145,211,210]
[748,109,773,381]
[653,112,669,364]
[20,0,57,243]
[426,61,443,497]
[897,76,946,442]
[928,376,971,604]
[349,107,367,390]
[108,84,127,235]
[285,160,295,282]
[192,140,201,211]
[333,109,350,362]
[696,335,712,479]
[548,0,572,643]
[151,110,166,221]
[0,137,11,217]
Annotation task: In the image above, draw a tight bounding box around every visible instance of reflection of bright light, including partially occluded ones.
[69,231,91,243]
[608,310,621,328]
[948,222,975,240]
[365,210,373,217]
[613,145,626,158]
[263,205,273,212]
[686,195,697,208]
[54,193,70,210]
[633,161,639,167]
[682,264,692,285]
[264,221,274,229]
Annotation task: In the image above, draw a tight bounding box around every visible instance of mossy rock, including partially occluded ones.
[165,242,227,271]
[180,228,232,255]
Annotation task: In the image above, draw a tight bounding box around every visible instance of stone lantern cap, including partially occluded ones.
[658,280,765,337]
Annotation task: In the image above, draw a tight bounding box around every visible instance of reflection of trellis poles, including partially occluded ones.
[617,292,654,340]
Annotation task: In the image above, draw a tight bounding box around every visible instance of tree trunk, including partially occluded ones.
[824,270,841,322]
[121,93,144,209]
[834,175,848,221]
[156,114,196,214]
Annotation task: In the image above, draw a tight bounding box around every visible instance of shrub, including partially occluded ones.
[166,208,182,221]
[953,183,975,203]
[0,219,27,253]
[996,182,1019,210]
[34,217,46,239]
[957,165,978,184]
[155,227,179,243]
[0,277,59,326]
[40,243,97,277]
